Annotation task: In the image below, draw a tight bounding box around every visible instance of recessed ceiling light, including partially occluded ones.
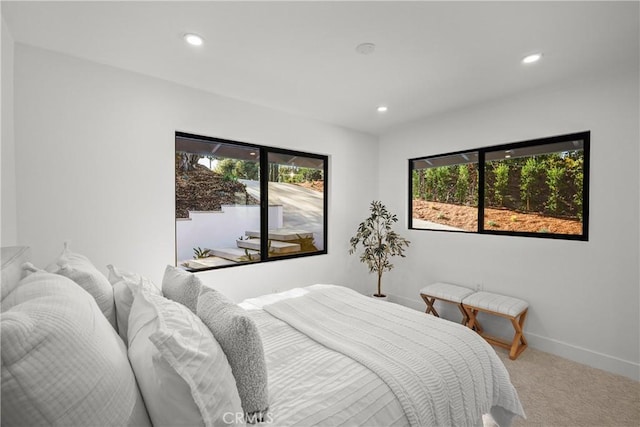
[522,53,542,64]
[356,43,376,55]
[377,105,388,113]
[184,33,204,46]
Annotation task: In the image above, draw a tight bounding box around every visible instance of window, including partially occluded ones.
[176,132,327,271]
[409,131,589,240]
[411,151,479,232]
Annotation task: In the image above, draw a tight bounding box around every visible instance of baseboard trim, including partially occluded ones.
[388,293,640,382]
[525,332,639,381]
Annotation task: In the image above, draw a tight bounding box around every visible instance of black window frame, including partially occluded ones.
[175,131,329,271]
[408,131,590,241]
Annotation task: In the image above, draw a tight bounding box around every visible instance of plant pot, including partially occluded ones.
[371,294,388,301]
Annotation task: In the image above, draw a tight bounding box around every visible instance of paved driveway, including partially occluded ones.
[240,180,324,247]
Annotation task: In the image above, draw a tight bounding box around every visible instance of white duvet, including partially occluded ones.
[240,285,525,427]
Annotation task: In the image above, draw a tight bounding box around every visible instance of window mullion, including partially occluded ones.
[259,148,269,261]
[478,150,486,234]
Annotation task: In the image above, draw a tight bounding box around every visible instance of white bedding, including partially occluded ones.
[241,291,408,426]
[240,285,524,427]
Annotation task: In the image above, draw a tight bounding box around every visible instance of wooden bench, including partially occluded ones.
[462,291,528,360]
[419,283,478,327]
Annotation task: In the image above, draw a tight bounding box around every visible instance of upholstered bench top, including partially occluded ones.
[463,291,528,317]
[420,282,475,303]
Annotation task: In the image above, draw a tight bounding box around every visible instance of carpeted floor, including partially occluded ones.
[493,347,640,427]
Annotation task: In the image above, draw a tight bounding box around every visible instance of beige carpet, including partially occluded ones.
[493,347,639,427]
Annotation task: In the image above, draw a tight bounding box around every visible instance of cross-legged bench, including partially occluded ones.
[420,283,479,328]
[462,291,528,360]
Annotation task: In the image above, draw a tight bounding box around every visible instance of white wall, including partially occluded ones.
[13,44,379,300]
[379,68,640,380]
[1,17,17,246]
[176,205,283,262]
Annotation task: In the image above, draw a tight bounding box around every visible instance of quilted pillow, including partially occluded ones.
[107,264,161,343]
[46,242,116,329]
[197,286,269,419]
[1,270,150,426]
[161,264,202,312]
[128,287,244,427]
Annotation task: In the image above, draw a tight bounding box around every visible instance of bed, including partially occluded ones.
[241,285,524,427]
[1,245,525,427]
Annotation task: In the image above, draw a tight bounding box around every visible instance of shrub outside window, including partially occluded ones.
[176,132,328,271]
[411,152,479,232]
[409,131,589,240]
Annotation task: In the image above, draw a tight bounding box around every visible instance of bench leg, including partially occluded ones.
[464,305,528,359]
[420,294,440,317]
[509,309,528,360]
[456,303,470,326]
[464,306,484,333]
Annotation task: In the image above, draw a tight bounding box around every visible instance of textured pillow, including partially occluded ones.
[1,270,151,427]
[161,264,202,312]
[47,242,116,329]
[197,286,269,419]
[107,264,161,343]
[1,246,31,301]
[128,287,244,427]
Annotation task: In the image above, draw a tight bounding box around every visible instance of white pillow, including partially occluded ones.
[107,264,161,343]
[128,287,244,427]
[161,264,203,312]
[47,242,116,329]
[1,269,151,427]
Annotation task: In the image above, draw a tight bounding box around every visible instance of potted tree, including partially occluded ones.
[349,201,410,299]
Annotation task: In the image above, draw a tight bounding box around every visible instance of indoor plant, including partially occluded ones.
[349,201,410,298]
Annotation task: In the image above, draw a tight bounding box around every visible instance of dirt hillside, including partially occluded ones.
[175,155,259,219]
[413,200,583,235]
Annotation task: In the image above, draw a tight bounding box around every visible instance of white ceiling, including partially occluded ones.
[3,1,639,136]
